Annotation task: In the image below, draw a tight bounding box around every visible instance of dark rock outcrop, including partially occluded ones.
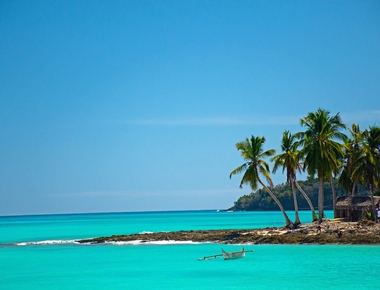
[77,220,380,245]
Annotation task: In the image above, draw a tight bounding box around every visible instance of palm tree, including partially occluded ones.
[352,125,380,221]
[338,124,363,196]
[330,157,343,213]
[230,135,293,227]
[294,178,317,221]
[297,108,346,222]
[338,153,353,195]
[272,130,316,224]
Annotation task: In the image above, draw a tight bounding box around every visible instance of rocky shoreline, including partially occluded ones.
[77,219,380,245]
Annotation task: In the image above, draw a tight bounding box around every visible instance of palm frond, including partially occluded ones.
[230,135,275,191]
[229,163,248,179]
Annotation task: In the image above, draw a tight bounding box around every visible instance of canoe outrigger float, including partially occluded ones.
[198,248,255,261]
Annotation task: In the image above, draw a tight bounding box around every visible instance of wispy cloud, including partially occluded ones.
[159,188,243,196]
[51,188,242,198]
[108,110,379,128]
[122,116,301,126]
[123,117,245,126]
[341,110,380,124]
[51,191,135,197]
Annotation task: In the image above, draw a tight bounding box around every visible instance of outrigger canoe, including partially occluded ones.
[198,248,254,261]
[222,248,245,260]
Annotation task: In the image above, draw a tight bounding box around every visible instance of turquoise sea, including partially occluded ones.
[1,210,379,290]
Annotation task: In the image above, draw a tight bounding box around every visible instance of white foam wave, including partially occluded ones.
[138,231,154,234]
[108,240,199,246]
[145,240,200,245]
[16,240,76,246]
[15,239,201,247]
[109,240,142,246]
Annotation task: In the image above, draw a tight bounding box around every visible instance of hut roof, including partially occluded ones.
[336,196,380,208]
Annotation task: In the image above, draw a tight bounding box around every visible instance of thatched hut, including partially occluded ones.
[335,196,380,221]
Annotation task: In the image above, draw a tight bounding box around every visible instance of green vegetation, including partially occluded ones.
[230,108,380,224]
[229,136,293,227]
[296,108,346,222]
[230,177,347,211]
[272,130,316,223]
[230,178,372,212]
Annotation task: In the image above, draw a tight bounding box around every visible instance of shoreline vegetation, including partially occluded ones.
[228,178,339,212]
[77,108,379,245]
[229,108,380,226]
[77,219,380,245]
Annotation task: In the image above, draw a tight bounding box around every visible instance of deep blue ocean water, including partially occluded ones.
[1,210,379,289]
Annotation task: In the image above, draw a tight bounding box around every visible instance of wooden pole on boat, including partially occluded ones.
[197,254,222,261]
[198,250,255,260]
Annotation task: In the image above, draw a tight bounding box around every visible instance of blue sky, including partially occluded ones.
[1,0,379,215]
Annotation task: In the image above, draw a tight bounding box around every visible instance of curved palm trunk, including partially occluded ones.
[351,182,357,196]
[258,179,293,227]
[331,176,337,218]
[290,178,300,225]
[318,179,325,222]
[369,184,377,222]
[294,181,317,221]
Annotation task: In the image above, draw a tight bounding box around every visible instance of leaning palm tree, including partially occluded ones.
[338,124,364,195]
[352,125,380,221]
[230,136,293,227]
[338,155,353,195]
[294,177,317,221]
[297,108,346,222]
[348,124,364,195]
[272,130,316,224]
[330,158,343,213]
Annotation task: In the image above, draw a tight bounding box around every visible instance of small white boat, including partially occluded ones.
[222,248,245,260]
[198,248,254,261]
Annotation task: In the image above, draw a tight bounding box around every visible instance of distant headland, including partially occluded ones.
[228,178,337,212]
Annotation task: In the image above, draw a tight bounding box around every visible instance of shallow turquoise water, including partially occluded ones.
[0,210,324,243]
[1,210,379,290]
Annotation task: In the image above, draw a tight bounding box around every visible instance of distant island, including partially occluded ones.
[227,178,371,212]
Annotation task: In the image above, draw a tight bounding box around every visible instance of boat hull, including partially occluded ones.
[222,249,245,260]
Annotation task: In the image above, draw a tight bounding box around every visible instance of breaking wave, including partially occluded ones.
[107,240,200,246]
[16,240,78,246]
[6,239,200,247]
